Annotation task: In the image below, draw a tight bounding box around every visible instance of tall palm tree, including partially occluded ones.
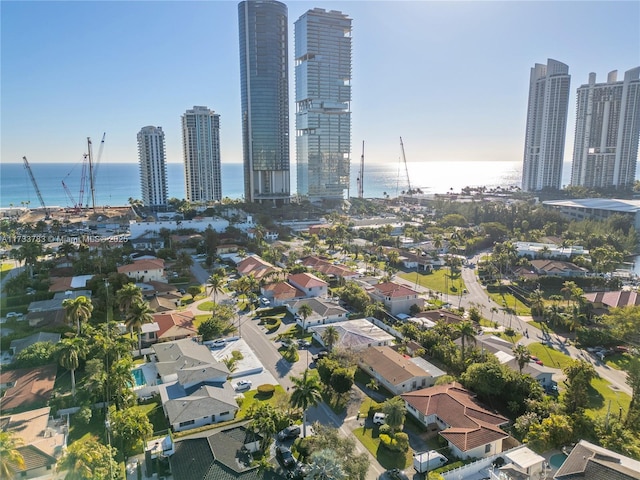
[207,274,224,304]
[115,283,143,320]
[512,344,531,373]
[561,281,577,307]
[289,369,323,437]
[529,288,545,317]
[126,300,154,355]
[58,337,88,398]
[455,320,476,365]
[321,326,339,352]
[0,430,25,479]
[62,296,93,335]
[298,304,313,326]
[381,396,406,433]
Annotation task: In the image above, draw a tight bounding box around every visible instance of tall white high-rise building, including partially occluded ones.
[571,67,640,189]
[295,8,352,203]
[137,126,168,208]
[522,59,571,191]
[181,106,222,203]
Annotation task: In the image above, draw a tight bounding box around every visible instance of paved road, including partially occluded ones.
[395,252,631,396]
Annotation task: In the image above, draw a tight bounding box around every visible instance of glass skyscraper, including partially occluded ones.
[571,67,640,189]
[181,106,222,203]
[522,59,571,192]
[137,126,168,208]
[238,0,290,205]
[295,8,352,203]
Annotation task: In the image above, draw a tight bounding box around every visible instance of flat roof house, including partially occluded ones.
[310,318,394,351]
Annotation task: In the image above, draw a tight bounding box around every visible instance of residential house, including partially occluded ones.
[584,290,640,314]
[285,298,349,330]
[236,255,279,282]
[10,332,61,356]
[472,336,555,387]
[359,346,445,395]
[515,241,589,260]
[28,290,92,313]
[0,365,57,411]
[0,407,67,479]
[529,259,588,278]
[217,244,240,254]
[117,258,165,282]
[287,272,328,298]
[154,339,237,432]
[310,318,394,351]
[25,309,66,328]
[301,256,359,281]
[369,282,424,315]
[148,295,181,313]
[399,251,434,272]
[130,234,165,250]
[554,440,640,480]
[170,426,282,480]
[402,382,510,459]
[487,446,546,480]
[261,282,306,306]
[415,309,465,326]
[141,311,197,345]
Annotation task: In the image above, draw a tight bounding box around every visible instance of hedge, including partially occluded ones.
[257,384,276,396]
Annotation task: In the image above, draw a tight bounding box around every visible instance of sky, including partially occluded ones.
[1,0,639,169]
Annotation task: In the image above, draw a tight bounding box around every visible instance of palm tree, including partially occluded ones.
[62,296,93,335]
[207,274,224,304]
[308,449,346,480]
[0,430,25,479]
[529,288,545,317]
[455,320,476,365]
[58,337,88,398]
[298,303,313,326]
[321,325,339,352]
[115,283,143,319]
[512,344,531,373]
[126,300,154,355]
[289,369,323,437]
[561,281,577,307]
[381,396,406,433]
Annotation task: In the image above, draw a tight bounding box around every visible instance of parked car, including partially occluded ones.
[297,339,311,348]
[5,312,21,318]
[545,384,559,396]
[385,469,410,480]
[277,445,296,469]
[234,380,252,391]
[277,425,301,441]
[211,339,226,348]
[260,297,271,307]
[373,412,386,425]
[312,351,329,362]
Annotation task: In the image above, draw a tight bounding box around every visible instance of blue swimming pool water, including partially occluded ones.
[132,368,146,387]
[549,454,567,469]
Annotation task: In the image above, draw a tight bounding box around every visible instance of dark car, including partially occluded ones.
[386,469,410,480]
[312,351,329,362]
[278,425,301,441]
[277,445,296,469]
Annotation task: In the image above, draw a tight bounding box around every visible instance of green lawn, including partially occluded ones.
[135,400,170,435]
[197,301,215,311]
[352,427,413,469]
[527,343,575,370]
[604,353,632,371]
[487,291,530,316]
[193,313,210,328]
[398,269,466,296]
[585,377,631,418]
[236,385,287,419]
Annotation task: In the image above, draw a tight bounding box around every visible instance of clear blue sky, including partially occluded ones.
[2,1,638,168]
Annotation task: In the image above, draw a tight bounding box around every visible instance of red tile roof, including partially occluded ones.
[402,383,509,452]
[301,256,357,278]
[288,272,328,289]
[0,365,57,411]
[118,258,165,274]
[152,311,197,339]
[237,255,279,280]
[262,282,306,300]
[374,282,419,298]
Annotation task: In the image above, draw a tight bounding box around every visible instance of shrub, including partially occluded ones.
[257,384,276,396]
[379,424,391,435]
[394,432,409,452]
[265,319,281,332]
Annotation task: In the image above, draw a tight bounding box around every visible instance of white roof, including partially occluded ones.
[141,322,160,333]
[543,198,640,213]
[70,275,93,288]
[505,446,545,469]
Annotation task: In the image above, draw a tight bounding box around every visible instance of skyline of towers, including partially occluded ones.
[570,67,640,189]
[295,8,352,203]
[181,106,222,203]
[238,0,291,205]
[521,59,571,192]
[137,126,168,208]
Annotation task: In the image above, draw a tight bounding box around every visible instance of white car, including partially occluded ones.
[210,339,226,348]
[5,312,22,318]
[373,412,386,425]
[234,380,252,391]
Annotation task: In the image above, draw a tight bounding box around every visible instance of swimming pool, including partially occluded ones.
[132,368,146,387]
[549,454,567,469]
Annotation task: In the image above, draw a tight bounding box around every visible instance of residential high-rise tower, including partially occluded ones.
[238,0,290,205]
[137,126,168,208]
[522,59,571,191]
[181,106,222,203]
[295,8,352,203]
[570,67,640,189]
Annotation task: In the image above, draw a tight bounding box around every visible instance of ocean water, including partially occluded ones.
[0,160,569,208]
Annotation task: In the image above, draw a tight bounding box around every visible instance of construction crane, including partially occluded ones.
[61,180,77,209]
[399,137,412,195]
[22,156,49,218]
